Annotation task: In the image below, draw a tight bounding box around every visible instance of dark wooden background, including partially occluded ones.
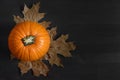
[0,0,120,80]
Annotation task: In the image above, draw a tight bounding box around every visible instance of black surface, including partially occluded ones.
[0,0,120,80]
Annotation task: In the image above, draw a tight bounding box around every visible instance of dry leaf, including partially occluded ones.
[44,48,63,67]
[18,60,49,76]
[12,2,76,77]
[32,60,49,76]
[14,2,45,23]
[18,61,32,74]
[48,27,57,40]
[13,16,24,23]
[39,21,51,28]
[43,34,76,67]
[52,35,76,57]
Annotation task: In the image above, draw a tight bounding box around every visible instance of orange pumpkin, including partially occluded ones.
[8,21,50,61]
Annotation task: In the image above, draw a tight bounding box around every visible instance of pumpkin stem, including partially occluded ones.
[21,35,35,46]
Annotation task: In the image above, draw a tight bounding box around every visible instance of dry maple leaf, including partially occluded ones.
[14,2,45,23]
[31,60,49,76]
[18,61,32,74]
[52,34,76,57]
[40,21,51,28]
[44,48,63,67]
[11,2,76,77]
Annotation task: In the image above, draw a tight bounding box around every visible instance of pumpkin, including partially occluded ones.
[8,21,50,61]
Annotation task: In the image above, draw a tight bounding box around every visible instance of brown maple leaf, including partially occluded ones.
[14,2,45,23]
[40,21,51,28]
[12,2,76,77]
[18,61,32,74]
[52,34,76,57]
[44,48,63,67]
[31,60,49,76]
